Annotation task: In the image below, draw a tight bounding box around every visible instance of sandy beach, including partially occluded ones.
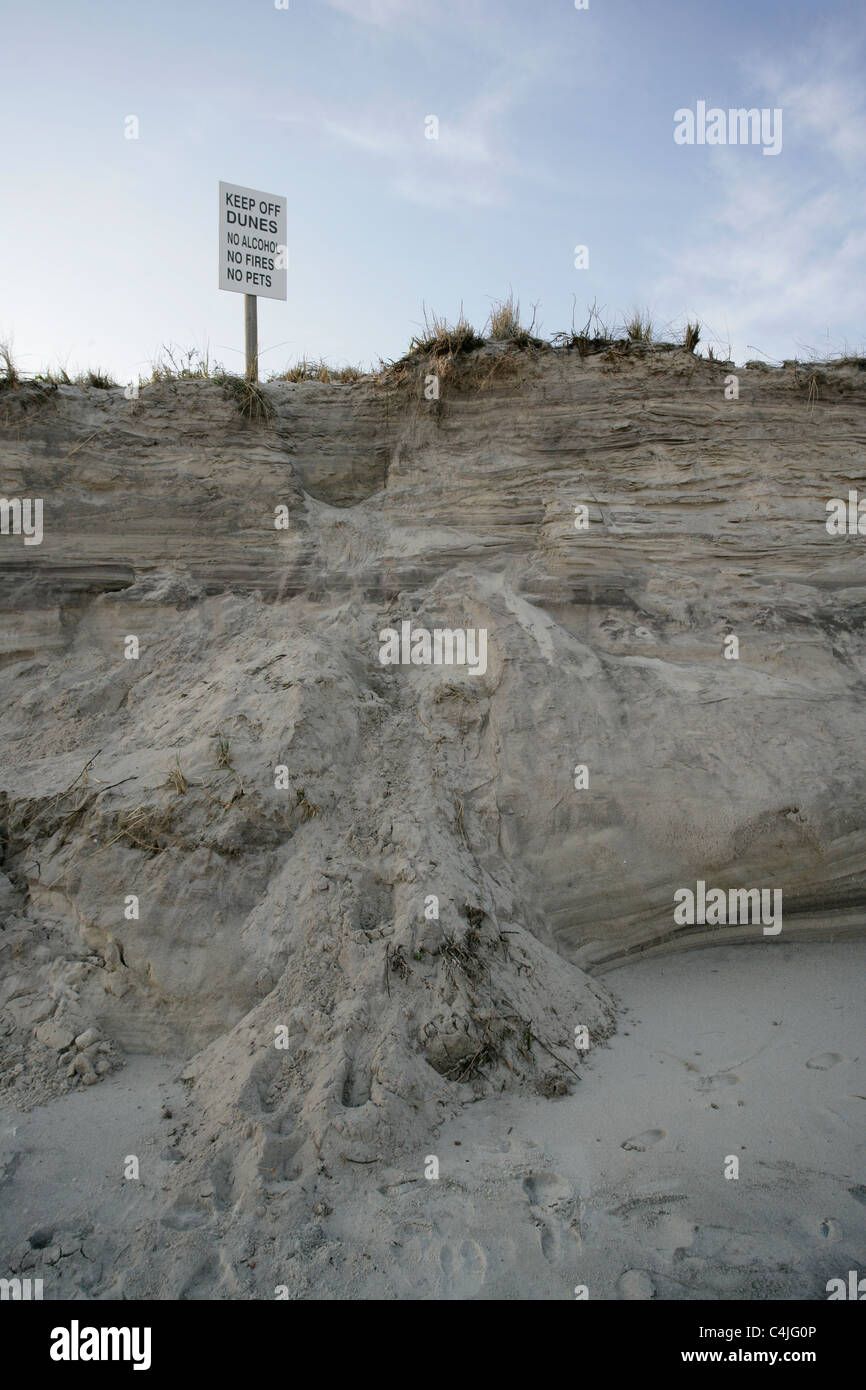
[3,939,862,1299]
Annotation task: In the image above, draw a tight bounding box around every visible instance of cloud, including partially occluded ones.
[317,69,537,208]
[322,0,427,27]
[652,162,865,362]
[652,28,866,363]
[744,20,866,169]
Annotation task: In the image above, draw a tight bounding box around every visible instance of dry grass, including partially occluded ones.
[624,308,654,343]
[116,804,176,854]
[407,304,484,359]
[295,787,322,819]
[215,734,233,769]
[485,289,543,347]
[82,369,116,388]
[215,371,274,424]
[35,366,73,385]
[550,299,618,356]
[440,1028,500,1083]
[149,346,220,383]
[0,342,21,391]
[30,367,117,388]
[379,299,544,393]
[684,321,701,352]
[166,760,188,795]
[439,926,485,987]
[270,358,363,384]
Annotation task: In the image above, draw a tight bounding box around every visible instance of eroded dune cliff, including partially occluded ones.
[0,343,863,1296]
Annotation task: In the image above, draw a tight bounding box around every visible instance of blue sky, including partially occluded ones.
[1,0,863,381]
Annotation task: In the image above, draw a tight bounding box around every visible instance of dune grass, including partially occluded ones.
[269,358,363,384]
[4,311,864,416]
[148,346,220,383]
[485,290,544,347]
[624,308,654,343]
[0,342,21,390]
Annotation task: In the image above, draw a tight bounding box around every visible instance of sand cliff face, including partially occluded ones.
[0,346,864,1293]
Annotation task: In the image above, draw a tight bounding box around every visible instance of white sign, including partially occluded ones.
[218,181,287,300]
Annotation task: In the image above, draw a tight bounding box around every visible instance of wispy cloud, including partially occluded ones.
[322,96,509,207]
[652,26,866,362]
[303,56,554,209]
[747,22,866,170]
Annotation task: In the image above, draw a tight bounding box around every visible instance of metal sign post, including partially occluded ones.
[218,181,287,382]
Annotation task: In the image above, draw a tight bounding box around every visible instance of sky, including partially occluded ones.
[1,0,864,382]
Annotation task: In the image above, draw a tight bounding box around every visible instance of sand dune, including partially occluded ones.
[1,348,863,1298]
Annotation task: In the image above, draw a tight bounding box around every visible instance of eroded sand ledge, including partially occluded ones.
[0,350,864,1297]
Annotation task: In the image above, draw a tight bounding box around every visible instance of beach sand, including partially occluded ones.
[2,939,862,1299]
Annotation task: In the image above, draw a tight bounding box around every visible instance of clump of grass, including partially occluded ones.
[407,304,484,359]
[705,343,734,364]
[34,366,117,388]
[550,299,616,356]
[624,308,654,343]
[149,346,220,383]
[80,369,116,389]
[381,302,531,393]
[485,288,542,347]
[0,342,21,392]
[214,371,274,424]
[488,291,522,341]
[271,358,363,384]
[166,760,188,795]
[35,365,72,386]
[683,321,701,352]
[486,289,546,349]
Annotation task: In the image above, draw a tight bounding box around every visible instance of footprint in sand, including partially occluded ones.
[439,1239,486,1297]
[523,1173,581,1263]
[621,1129,666,1152]
[618,1269,656,1299]
[537,1220,561,1264]
[697,1072,740,1091]
[806,1052,844,1070]
[161,1197,210,1231]
[523,1172,573,1208]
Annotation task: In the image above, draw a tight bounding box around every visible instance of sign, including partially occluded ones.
[218,181,287,300]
